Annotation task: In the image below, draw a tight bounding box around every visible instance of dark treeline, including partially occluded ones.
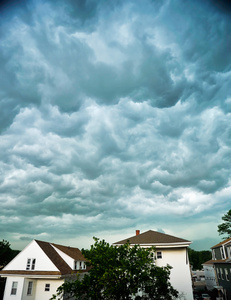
[0,240,20,300]
[188,248,212,270]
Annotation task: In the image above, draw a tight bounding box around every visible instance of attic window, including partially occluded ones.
[74,261,86,270]
[26,258,36,270]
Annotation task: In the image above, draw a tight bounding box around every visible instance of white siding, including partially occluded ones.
[34,279,64,300]
[3,277,24,300]
[22,279,36,300]
[4,240,58,272]
[155,247,193,300]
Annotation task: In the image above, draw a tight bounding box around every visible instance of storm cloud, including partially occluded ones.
[0,0,231,250]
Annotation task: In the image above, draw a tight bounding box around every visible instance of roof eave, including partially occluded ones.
[113,242,191,248]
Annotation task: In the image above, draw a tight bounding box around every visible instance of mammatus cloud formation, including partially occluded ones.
[0,0,231,250]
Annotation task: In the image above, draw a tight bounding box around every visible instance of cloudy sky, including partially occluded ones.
[1,0,231,251]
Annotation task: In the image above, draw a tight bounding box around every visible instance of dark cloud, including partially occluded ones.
[0,0,230,250]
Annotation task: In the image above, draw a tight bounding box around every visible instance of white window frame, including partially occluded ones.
[212,249,216,260]
[27,281,33,295]
[11,281,18,295]
[74,261,86,270]
[45,283,50,291]
[26,258,36,270]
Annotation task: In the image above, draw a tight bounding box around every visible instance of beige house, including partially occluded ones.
[113,230,194,300]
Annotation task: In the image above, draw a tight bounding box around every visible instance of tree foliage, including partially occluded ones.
[218,209,231,239]
[51,238,179,300]
[0,240,20,267]
[188,248,211,270]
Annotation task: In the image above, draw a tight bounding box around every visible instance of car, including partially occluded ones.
[201,294,211,300]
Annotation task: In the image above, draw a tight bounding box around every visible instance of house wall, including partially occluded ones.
[3,276,24,300]
[3,240,59,272]
[155,247,193,300]
[203,264,217,291]
[215,264,231,300]
[22,279,37,300]
[34,279,64,300]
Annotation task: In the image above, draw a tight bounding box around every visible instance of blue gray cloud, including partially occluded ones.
[0,0,231,250]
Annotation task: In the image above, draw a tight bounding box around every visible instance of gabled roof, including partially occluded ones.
[211,237,231,249]
[0,240,87,277]
[113,230,191,247]
[51,242,86,261]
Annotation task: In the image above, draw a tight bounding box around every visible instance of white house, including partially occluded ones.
[113,230,194,300]
[0,240,87,300]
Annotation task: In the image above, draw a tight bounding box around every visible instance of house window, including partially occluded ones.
[45,283,50,291]
[26,258,36,270]
[74,261,86,270]
[220,248,225,259]
[157,251,162,259]
[74,261,78,270]
[11,281,18,295]
[220,268,224,280]
[217,268,220,279]
[225,269,229,281]
[212,249,216,260]
[228,246,231,258]
[27,281,33,295]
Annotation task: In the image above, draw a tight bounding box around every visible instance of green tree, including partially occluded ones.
[218,209,231,239]
[0,240,19,267]
[188,248,211,270]
[51,238,178,300]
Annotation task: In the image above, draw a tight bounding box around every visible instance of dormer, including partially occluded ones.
[74,261,86,270]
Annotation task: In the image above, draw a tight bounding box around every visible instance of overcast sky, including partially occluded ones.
[0,0,231,251]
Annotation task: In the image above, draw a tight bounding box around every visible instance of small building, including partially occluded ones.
[0,239,87,300]
[201,238,231,300]
[113,229,194,300]
[211,238,231,300]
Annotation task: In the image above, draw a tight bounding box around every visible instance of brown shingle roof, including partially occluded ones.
[35,240,73,275]
[211,237,231,249]
[51,242,86,261]
[113,230,191,245]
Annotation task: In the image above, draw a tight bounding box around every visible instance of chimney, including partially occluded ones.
[136,230,140,236]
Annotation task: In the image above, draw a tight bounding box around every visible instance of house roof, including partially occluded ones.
[203,258,231,265]
[51,242,86,261]
[0,240,87,277]
[113,230,191,246]
[211,237,231,249]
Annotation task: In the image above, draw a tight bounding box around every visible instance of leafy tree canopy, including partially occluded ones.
[0,240,20,267]
[188,248,211,270]
[51,238,179,300]
[218,209,231,239]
